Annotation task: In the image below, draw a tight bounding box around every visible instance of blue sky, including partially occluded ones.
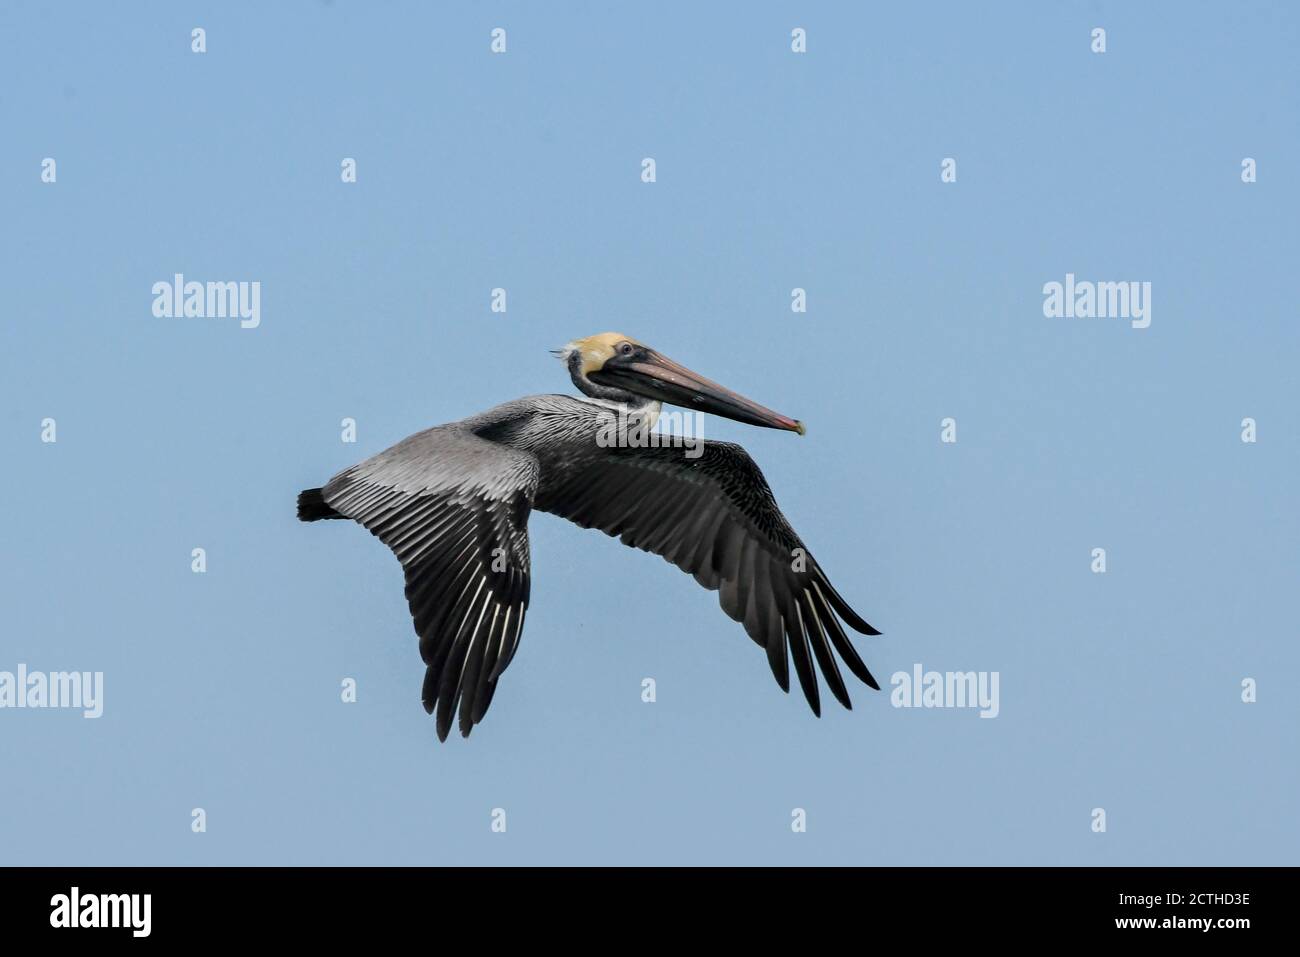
[1,1,1296,865]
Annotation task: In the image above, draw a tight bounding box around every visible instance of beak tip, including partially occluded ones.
[793,421,806,436]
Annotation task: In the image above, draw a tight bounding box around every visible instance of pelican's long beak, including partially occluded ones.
[591,350,806,435]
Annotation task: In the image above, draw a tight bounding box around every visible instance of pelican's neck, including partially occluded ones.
[582,395,662,431]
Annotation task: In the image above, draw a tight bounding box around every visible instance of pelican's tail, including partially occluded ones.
[298,487,344,522]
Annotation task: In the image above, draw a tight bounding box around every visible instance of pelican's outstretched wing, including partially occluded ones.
[535,440,880,714]
[307,427,539,740]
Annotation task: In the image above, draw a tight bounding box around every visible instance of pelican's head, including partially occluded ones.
[554,332,805,435]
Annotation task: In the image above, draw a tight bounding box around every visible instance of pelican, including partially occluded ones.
[298,333,882,740]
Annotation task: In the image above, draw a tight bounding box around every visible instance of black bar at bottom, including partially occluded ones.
[0,866,1273,941]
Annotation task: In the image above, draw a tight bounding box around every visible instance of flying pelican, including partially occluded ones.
[298,333,881,740]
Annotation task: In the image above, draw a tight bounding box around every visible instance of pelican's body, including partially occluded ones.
[299,334,881,740]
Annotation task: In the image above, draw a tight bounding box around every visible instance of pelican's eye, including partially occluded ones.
[617,341,635,357]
